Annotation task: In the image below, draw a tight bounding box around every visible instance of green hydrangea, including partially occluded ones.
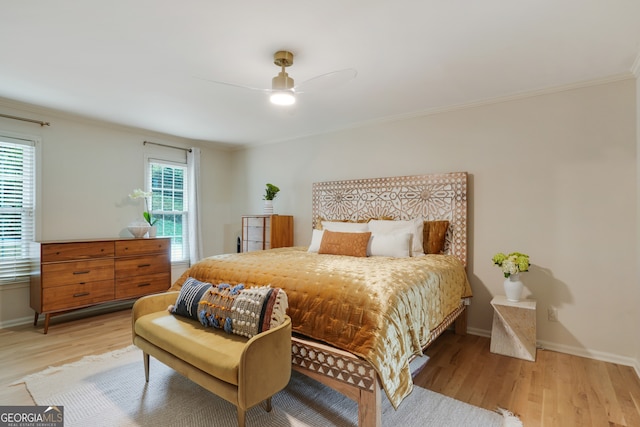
[492,253,507,265]
[492,252,530,278]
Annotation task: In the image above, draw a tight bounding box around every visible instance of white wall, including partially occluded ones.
[0,99,234,327]
[231,78,638,365]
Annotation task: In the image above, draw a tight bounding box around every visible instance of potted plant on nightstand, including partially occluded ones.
[263,183,280,214]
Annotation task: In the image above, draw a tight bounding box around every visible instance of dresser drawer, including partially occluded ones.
[41,280,114,312]
[244,240,267,251]
[115,238,170,256]
[115,272,170,299]
[41,259,114,288]
[42,241,115,262]
[115,254,170,278]
[245,226,270,242]
[243,217,268,227]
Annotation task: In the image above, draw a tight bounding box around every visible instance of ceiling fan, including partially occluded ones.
[199,50,357,106]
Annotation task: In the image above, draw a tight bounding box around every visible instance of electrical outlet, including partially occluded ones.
[548,307,558,322]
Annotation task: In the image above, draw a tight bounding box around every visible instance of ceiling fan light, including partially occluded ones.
[270,90,296,106]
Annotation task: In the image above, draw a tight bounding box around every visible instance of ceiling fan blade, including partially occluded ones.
[294,68,357,94]
[194,76,272,93]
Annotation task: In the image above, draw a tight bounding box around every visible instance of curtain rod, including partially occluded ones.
[0,113,50,127]
[143,140,192,152]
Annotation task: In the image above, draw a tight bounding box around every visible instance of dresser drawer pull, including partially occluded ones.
[73,270,90,275]
[137,263,151,268]
[73,292,90,298]
[138,283,151,287]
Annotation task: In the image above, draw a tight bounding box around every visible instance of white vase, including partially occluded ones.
[148,225,157,238]
[127,219,150,239]
[263,200,274,214]
[504,273,524,302]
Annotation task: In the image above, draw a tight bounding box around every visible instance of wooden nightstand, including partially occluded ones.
[490,295,537,361]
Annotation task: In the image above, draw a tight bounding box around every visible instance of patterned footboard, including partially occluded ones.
[290,301,468,427]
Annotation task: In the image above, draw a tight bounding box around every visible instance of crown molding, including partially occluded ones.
[0,96,236,151]
[379,73,635,125]
[3,72,636,150]
[252,73,638,149]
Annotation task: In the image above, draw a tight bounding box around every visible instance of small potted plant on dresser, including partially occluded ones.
[241,183,291,253]
[263,183,280,214]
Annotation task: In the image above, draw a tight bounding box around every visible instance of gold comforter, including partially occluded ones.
[170,247,472,407]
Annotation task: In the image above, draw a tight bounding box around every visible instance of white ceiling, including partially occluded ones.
[1,1,639,146]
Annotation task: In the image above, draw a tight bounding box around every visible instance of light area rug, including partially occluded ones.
[13,346,522,427]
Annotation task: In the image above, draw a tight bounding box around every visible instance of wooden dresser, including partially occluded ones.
[30,237,171,333]
[241,215,293,252]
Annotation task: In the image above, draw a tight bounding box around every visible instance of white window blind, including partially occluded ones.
[0,135,36,284]
[147,159,189,263]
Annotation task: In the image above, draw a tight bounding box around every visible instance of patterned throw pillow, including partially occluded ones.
[198,284,289,338]
[169,277,212,320]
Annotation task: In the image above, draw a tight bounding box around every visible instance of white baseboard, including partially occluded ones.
[536,339,640,370]
[467,327,640,378]
[0,315,34,329]
[0,300,134,331]
[467,327,491,338]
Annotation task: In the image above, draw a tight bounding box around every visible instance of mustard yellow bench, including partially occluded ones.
[132,291,292,427]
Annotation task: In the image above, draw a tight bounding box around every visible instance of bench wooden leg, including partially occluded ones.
[264,396,272,412]
[143,352,150,382]
[237,408,246,427]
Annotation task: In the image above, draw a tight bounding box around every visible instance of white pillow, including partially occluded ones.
[307,229,324,253]
[368,233,412,257]
[367,218,424,256]
[321,221,369,233]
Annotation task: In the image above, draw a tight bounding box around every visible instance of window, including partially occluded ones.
[0,135,36,285]
[147,159,188,262]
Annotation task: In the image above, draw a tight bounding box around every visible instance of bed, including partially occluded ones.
[170,172,471,427]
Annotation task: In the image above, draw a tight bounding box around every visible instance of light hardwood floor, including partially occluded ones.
[418,330,640,427]
[2,307,640,426]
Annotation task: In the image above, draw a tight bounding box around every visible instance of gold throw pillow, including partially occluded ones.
[318,230,371,257]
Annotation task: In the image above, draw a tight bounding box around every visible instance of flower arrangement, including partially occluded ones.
[129,188,157,226]
[492,252,530,278]
[263,183,280,201]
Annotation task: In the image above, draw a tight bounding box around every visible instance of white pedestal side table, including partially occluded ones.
[490,295,537,361]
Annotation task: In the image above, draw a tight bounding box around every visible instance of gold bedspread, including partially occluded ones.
[170,247,472,407]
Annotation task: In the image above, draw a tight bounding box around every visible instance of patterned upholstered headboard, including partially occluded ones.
[311,172,468,265]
